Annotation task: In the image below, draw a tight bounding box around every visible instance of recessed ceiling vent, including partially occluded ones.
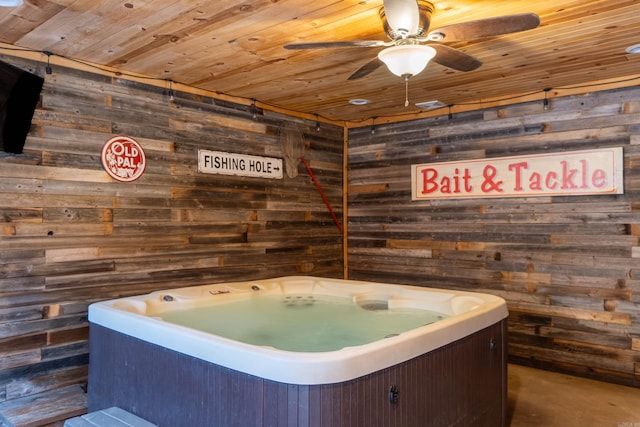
[415,100,447,111]
[625,44,640,54]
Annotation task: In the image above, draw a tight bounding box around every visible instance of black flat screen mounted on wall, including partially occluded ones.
[0,60,44,154]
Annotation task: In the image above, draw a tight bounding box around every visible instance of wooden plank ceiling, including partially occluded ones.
[1,0,640,123]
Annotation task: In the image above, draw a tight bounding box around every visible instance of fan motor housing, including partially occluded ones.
[379,0,434,40]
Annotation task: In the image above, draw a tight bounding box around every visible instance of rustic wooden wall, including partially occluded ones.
[0,54,344,420]
[2,48,640,423]
[347,88,640,387]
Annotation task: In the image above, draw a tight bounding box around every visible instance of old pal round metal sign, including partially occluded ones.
[101,136,146,182]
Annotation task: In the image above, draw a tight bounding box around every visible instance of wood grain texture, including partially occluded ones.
[0,55,344,420]
[347,85,640,387]
[0,384,87,427]
[3,1,640,121]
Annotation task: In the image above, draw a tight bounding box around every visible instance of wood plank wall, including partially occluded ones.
[347,88,640,387]
[0,55,344,411]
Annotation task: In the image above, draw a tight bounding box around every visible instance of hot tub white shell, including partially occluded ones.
[88,276,508,385]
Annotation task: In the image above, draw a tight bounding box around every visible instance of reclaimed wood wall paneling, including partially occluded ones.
[0,55,344,413]
[348,87,640,387]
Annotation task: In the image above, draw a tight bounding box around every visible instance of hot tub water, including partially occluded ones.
[160,293,448,352]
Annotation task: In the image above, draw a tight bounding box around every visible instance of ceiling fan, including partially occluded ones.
[284,0,540,105]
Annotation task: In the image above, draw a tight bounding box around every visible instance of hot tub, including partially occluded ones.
[88,276,509,426]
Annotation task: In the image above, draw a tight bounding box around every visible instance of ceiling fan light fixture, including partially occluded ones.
[378,44,436,79]
[0,0,22,6]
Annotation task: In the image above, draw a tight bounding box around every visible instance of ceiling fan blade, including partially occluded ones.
[383,0,420,36]
[430,44,482,72]
[347,57,384,80]
[427,13,540,42]
[284,40,389,50]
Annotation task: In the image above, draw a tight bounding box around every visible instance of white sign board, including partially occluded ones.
[412,147,624,200]
[198,149,283,179]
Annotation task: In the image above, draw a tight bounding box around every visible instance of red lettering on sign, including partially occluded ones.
[420,168,439,194]
[101,136,146,182]
[508,162,528,191]
[413,148,621,200]
[592,169,606,187]
[507,158,607,192]
[421,167,472,194]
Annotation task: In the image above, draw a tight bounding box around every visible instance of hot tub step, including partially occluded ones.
[0,384,87,427]
[64,407,157,427]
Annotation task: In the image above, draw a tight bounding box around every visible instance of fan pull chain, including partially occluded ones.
[404,78,409,107]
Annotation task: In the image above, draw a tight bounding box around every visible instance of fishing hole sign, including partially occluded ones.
[198,149,283,179]
[411,147,623,200]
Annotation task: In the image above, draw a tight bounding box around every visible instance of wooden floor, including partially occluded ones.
[0,385,86,427]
